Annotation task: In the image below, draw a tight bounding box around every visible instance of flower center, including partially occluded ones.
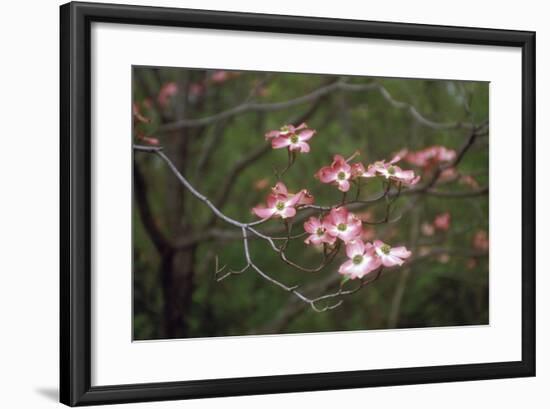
[337,223,347,231]
[381,244,391,255]
[352,255,363,265]
[337,171,346,180]
[290,135,299,144]
[387,166,396,175]
[316,227,325,236]
[275,202,285,211]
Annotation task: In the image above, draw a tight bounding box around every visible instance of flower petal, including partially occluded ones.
[388,154,402,165]
[252,206,275,219]
[381,254,404,267]
[285,190,304,207]
[305,234,323,245]
[390,246,412,259]
[338,179,351,192]
[296,141,311,153]
[304,217,321,234]
[317,166,337,183]
[266,193,278,208]
[280,207,296,219]
[322,233,337,245]
[272,182,288,196]
[345,240,365,258]
[373,239,385,250]
[298,190,314,205]
[271,136,291,149]
[265,130,280,140]
[298,129,315,141]
[330,207,348,225]
[339,224,362,242]
[338,260,357,278]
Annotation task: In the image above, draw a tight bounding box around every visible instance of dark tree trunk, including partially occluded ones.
[159,244,197,338]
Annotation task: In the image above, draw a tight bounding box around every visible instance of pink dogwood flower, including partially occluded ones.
[472,230,489,252]
[210,70,229,84]
[316,154,353,192]
[303,216,337,246]
[157,82,179,108]
[373,240,412,267]
[265,123,316,153]
[405,146,457,169]
[252,183,304,220]
[351,162,377,179]
[371,155,420,186]
[323,207,362,242]
[433,212,451,231]
[338,240,382,279]
[271,182,314,206]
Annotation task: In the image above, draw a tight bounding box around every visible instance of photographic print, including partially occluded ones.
[132,66,489,341]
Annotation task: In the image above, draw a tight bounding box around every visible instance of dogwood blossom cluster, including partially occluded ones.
[316,153,420,192]
[303,207,412,279]
[339,239,412,279]
[251,123,417,281]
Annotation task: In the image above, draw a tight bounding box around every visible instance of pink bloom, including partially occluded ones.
[303,216,337,246]
[316,154,353,192]
[157,82,179,108]
[271,182,314,206]
[210,70,229,84]
[209,70,240,84]
[266,123,316,153]
[433,212,451,231]
[373,155,420,185]
[405,146,457,169]
[323,207,362,242]
[252,183,304,220]
[297,189,315,206]
[351,162,377,179]
[472,230,489,252]
[338,240,382,279]
[373,240,412,267]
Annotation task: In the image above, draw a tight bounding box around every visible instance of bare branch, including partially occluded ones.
[160,81,478,131]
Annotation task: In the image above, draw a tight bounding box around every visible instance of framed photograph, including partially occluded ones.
[60,1,535,406]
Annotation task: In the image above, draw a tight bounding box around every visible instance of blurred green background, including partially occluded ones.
[132,67,489,340]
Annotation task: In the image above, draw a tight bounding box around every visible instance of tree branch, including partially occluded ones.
[160,80,478,131]
[134,145,396,312]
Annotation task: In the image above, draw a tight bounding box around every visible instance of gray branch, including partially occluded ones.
[159,80,478,131]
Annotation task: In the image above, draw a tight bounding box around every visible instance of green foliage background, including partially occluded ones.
[133,67,489,340]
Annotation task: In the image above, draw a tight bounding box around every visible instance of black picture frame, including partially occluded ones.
[60,1,536,406]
